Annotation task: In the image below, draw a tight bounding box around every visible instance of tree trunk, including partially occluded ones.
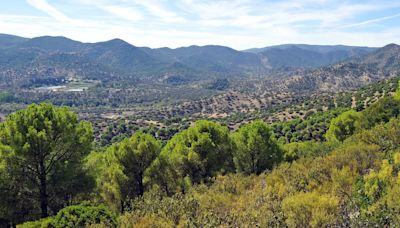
[39,161,48,218]
[138,173,144,196]
[120,200,124,214]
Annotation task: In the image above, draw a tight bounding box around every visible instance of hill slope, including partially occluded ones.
[245,44,376,68]
[0,34,380,90]
[280,43,400,92]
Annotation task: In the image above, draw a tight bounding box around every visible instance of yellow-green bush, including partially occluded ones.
[282,191,339,228]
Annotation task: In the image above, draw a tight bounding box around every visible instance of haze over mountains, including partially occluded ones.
[0,33,398,94]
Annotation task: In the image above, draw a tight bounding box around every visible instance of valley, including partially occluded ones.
[2,0,400,226]
[0,35,399,146]
[1,33,400,227]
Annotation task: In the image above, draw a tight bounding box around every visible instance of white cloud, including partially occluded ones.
[26,0,70,21]
[340,13,400,28]
[98,5,144,21]
[131,0,186,23]
[73,0,185,23]
[0,0,398,49]
[176,0,400,30]
[177,0,253,20]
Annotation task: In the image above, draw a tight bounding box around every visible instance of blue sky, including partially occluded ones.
[1,0,400,49]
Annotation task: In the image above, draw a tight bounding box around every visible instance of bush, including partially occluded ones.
[283,140,338,161]
[326,110,365,142]
[119,214,174,228]
[18,217,53,228]
[363,96,400,128]
[282,192,339,228]
[51,203,117,227]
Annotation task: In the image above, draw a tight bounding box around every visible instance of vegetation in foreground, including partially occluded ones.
[1,83,400,227]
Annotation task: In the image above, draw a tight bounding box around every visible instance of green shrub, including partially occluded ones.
[51,203,117,227]
[18,217,53,228]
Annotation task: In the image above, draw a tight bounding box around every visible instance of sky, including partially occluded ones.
[0,0,400,49]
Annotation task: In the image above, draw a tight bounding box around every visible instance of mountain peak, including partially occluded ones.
[0,34,29,48]
[104,38,133,46]
[20,35,83,52]
[33,35,71,40]
[382,43,400,49]
[28,36,81,45]
[0,33,27,39]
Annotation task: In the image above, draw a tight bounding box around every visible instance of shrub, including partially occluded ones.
[18,217,53,228]
[51,203,117,227]
[282,192,339,228]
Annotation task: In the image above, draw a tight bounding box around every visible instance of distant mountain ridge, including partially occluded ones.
[0,35,268,85]
[276,43,400,92]
[0,34,377,73]
[0,34,396,93]
[0,34,29,48]
[244,44,377,68]
[244,44,376,53]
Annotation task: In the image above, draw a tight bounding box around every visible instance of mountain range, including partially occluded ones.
[244,44,376,68]
[277,43,400,92]
[0,34,398,94]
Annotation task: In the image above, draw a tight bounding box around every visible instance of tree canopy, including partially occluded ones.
[86,131,160,212]
[0,103,93,222]
[145,120,234,194]
[232,120,282,174]
[325,110,365,142]
[6,89,400,227]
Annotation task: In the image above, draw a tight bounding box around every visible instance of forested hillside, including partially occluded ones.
[0,35,398,142]
[1,0,399,226]
[244,44,376,68]
[0,34,388,106]
[1,81,400,227]
[0,34,376,89]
